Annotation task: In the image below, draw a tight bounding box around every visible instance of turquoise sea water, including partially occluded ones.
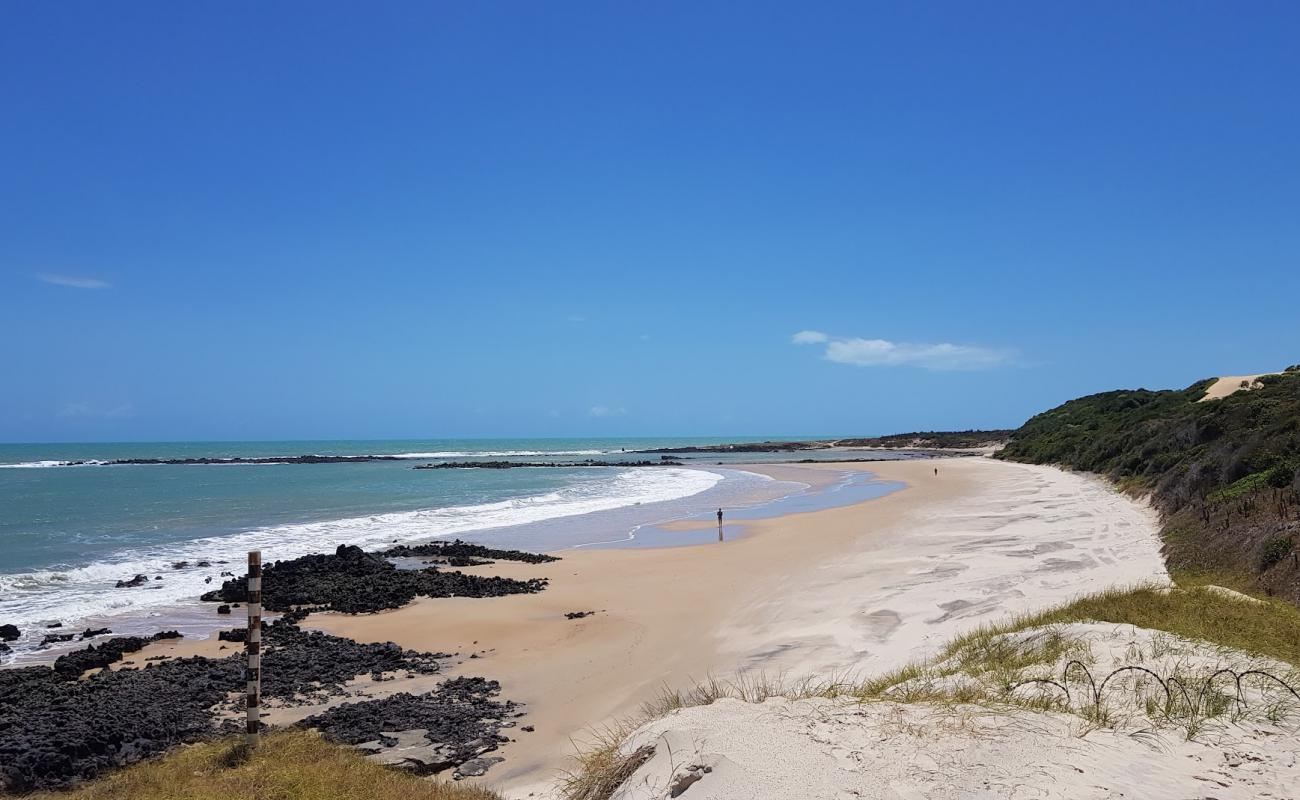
[0,437,909,660]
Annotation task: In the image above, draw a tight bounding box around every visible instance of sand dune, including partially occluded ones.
[1199,372,1280,402]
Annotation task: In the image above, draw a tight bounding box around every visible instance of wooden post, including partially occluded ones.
[245,550,262,746]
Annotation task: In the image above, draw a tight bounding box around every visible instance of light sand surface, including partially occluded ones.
[611,691,1300,800]
[306,458,1168,796]
[1199,373,1280,401]
[611,615,1300,799]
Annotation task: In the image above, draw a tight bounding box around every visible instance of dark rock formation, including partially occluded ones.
[298,677,516,776]
[0,624,18,642]
[216,604,231,614]
[0,619,453,793]
[79,627,112,640]
[415,459,681,469]
[114,574,149,588]
[565,611,596,619]
[52,632,181,678]
[382,539,560,565]
[637,440,831,454]
[101,454,405,466]
[201,545,549,614]
[40,633,74,646]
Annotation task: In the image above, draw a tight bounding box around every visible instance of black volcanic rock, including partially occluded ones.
[103,454,405,466]
[52,632,182,678]
[0,624,18,642]
[0,619,454,793]
[201,545,549,614]
[114,574,149,588]
[636,440,831,454]
[382,539,560,565]
[415,459,680,469]
[297,677,516,776]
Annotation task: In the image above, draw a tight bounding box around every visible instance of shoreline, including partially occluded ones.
[3,457,1168,795]
[0,461,902,665]
[306,458,1167,796]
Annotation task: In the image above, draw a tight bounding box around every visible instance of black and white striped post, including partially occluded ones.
[245,550,262,746]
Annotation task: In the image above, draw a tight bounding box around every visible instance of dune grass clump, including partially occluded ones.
[22,729,503,800]
[975,582,1300,666]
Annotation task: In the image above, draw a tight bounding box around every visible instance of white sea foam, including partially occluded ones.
[0,460,108,469]
[0,468,723,639]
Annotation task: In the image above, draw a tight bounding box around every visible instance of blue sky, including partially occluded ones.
[3,2,1298,442]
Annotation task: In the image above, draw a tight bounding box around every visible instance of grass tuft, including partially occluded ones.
[21,730,503,800]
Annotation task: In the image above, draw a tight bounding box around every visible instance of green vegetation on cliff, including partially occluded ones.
[998,369,1300,601]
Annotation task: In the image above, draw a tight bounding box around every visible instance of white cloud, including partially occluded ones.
[589,404,627,417]
[791,330,829,345]
[794,332,1013,370]
[37,273,111,289]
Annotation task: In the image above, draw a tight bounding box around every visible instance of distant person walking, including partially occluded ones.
[716,508,724,542]
[934,467,938,476]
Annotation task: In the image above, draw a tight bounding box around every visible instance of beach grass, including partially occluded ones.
[21,730,503,800]
[558,583,1300,799]
[953,582,1300,667]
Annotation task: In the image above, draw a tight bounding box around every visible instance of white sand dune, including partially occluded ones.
[611,691,1300,800]
[612,619,1300,799]
[1199,373,1280,402]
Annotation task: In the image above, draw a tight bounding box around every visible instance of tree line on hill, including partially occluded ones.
[997,366,1300,603]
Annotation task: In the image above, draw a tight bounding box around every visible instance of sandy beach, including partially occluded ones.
[307,457,1168,796]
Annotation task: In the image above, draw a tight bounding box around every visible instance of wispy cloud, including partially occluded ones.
[792,331,1013,371]
[37,273,111,290]
[791,330,829,345]
[589,404,627,417]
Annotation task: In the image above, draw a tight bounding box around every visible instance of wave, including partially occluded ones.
[0,450,620,468]
[0,460,108,469]
[0,467,723,635]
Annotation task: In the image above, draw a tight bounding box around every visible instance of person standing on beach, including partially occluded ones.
[934,467,938,476]
[717,508,724,541]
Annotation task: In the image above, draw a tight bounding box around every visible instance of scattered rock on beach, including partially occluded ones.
[565,610,597,620]
[79,627,112,639]
[40,633,74,646]
[0,625,18,642]
[114,574,149,588]
[298,677,517,777]
[52,632,177,677]
[216,604,231,614]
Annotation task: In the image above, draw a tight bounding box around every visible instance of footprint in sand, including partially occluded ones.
[859,609,902,642]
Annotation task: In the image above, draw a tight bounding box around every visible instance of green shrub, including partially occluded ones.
[1267,463,1296,489]
[1260,537,1294,572]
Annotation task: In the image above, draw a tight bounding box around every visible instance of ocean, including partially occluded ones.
[0,437,908,660]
